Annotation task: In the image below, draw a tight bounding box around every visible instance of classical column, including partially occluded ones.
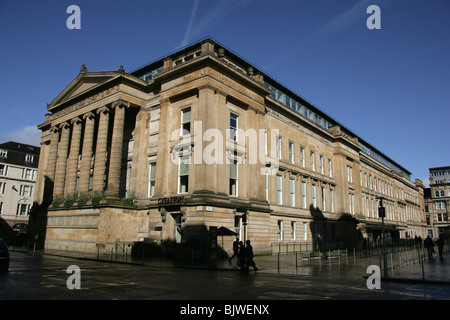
[78,112,96,196]
[92,106,110,195]
[106,100,130,200]
[45,126,60,183]
[53,121,71,198]
[64,117,83,198]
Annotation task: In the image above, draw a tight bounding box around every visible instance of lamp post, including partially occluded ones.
[377,197,387,279]
[242,212,247,246]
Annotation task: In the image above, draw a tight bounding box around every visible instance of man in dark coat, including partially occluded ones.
[424,235,435,260]
[228,238,239,264]
[245,240,258,273]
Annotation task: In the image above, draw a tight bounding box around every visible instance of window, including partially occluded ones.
[347,166,353,183]
[301,181,307,209]
[289,141,294,163]
[0,164,6,176]
[277,175,282,205]
[290,178,295,207]
[330,189,334,213]
[328,159,332,177]
[436,201,446,210]
[312,185,316,208]
[291,221,296,240]
[300,147,305,167]
[230,160,238,196]
[230,113,238,141]
[441,190,445,197]
[21,185,32,197]
[349,193,354,214]
[276,135,281,159]
[366,197,369,216]
[0,202,2,215]
[0,182,5,194]
[264,129,268,155]
[178,156,189,193]
[303,222,307,240]
[321,187,325,211]
[265,169,269,201]
[24,169,33,180]
[181,107,191,135]
[310,151,315,171]
[148,162,156,197]
[0,149,7,158]
[277,220,283,240]
[18,204,28,216]
[320,155,324,174]
[25,154,34,163]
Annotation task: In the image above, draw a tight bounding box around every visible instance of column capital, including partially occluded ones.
[58,121,71,130]
[112,99,131,109]
[83,111,96,120]
[50,126,60,134]
[96,106,110,115]
[70,117,83,125]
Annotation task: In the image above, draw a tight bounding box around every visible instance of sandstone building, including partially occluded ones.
[34,38,426,255]
[424,166,450,238]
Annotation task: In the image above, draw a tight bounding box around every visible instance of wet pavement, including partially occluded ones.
[2,247,450,301]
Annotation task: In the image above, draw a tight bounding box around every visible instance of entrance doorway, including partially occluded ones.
[172,213,182,243]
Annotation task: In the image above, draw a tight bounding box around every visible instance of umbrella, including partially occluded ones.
[216,226,238,248]
[217,226,238,236]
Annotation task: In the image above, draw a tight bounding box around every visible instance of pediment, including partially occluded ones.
[47,69,121,111]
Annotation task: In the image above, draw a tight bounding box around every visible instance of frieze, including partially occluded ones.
[50,85,120,120]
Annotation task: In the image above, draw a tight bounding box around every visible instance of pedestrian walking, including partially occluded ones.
[424,235,435,260]
[228,238,239,264]
[436,237,444,260]
[238,241,246,272]
[362,238,367,255]
[245,240,258,273]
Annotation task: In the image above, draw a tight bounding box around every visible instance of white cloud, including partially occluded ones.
[0,125,41,147]
[181,0,201,47]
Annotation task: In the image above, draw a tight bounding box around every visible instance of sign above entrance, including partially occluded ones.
[158,196,185,205]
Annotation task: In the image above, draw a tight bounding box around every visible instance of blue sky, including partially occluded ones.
[0,0,449,185]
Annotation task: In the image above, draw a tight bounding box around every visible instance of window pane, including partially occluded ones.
[230,161,237,179]
[180,157,189,175]
[182,108,191,123]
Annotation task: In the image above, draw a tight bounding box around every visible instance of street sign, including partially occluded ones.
[378,207,385,218]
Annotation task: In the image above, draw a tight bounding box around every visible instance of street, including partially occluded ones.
[1,251,450,303]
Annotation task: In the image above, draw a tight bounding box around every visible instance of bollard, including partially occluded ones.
[390,252,394,275]
[277,251,280,271]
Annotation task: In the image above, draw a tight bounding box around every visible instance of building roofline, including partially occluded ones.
[130,37,412,178]
[429,166,450,171]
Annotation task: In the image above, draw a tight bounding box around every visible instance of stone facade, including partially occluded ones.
[34,38,427,255]
[424,166,450,238]
[0,141,39,229]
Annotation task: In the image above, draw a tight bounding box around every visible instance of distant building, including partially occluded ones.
[424,166,450,238]
[0,141,40,228]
